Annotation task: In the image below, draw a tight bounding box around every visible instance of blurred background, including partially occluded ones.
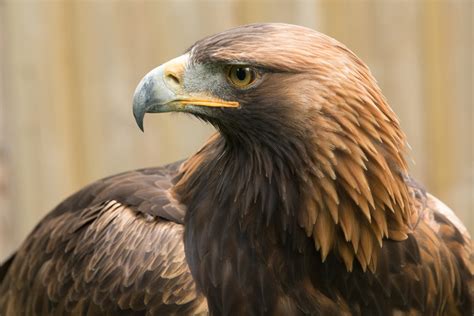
[0,0,472,261]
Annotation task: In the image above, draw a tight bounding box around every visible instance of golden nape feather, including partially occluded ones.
[1,23,472,316]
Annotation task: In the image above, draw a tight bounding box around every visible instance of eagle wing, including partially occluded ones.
[316,179,473,315]
[0,161,207,316]
[365,180,474,315]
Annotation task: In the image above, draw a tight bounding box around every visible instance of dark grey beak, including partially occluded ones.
[132,63,178,131]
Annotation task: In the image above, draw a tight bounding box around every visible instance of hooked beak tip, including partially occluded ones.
[133,104,146,132]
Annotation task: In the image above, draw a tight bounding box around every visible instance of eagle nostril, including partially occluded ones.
[165,72,181,86]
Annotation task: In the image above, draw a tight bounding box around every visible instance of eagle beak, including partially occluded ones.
[132,54,239,131]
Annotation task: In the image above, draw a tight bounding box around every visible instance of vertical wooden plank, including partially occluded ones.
[234,0,296,25]
[421,1,453,197]
[3,2,44,248]
[432,1,472,226]
[1,1,81,258]
[319,0,376,63]
[233,0,320,28]
[0,0,12,258]
[419,0,474,227]
[371,2,426,181]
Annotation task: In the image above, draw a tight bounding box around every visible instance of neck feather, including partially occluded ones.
[175,105,415,272]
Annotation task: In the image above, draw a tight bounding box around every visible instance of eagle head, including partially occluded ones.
[134,24,391,138]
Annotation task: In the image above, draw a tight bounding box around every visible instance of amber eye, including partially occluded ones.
[226,65,257,88]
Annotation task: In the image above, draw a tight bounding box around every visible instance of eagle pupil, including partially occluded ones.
[236,67,247,81]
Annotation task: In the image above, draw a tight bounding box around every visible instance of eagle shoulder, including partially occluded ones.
[0,161,207,316]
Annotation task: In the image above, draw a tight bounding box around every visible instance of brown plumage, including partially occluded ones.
[0,164,208,315]
[1,23,472,315]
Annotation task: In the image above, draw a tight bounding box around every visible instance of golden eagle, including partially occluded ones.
[1,23,472,315]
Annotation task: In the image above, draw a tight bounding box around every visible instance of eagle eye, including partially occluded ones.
[226,65,257,88]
